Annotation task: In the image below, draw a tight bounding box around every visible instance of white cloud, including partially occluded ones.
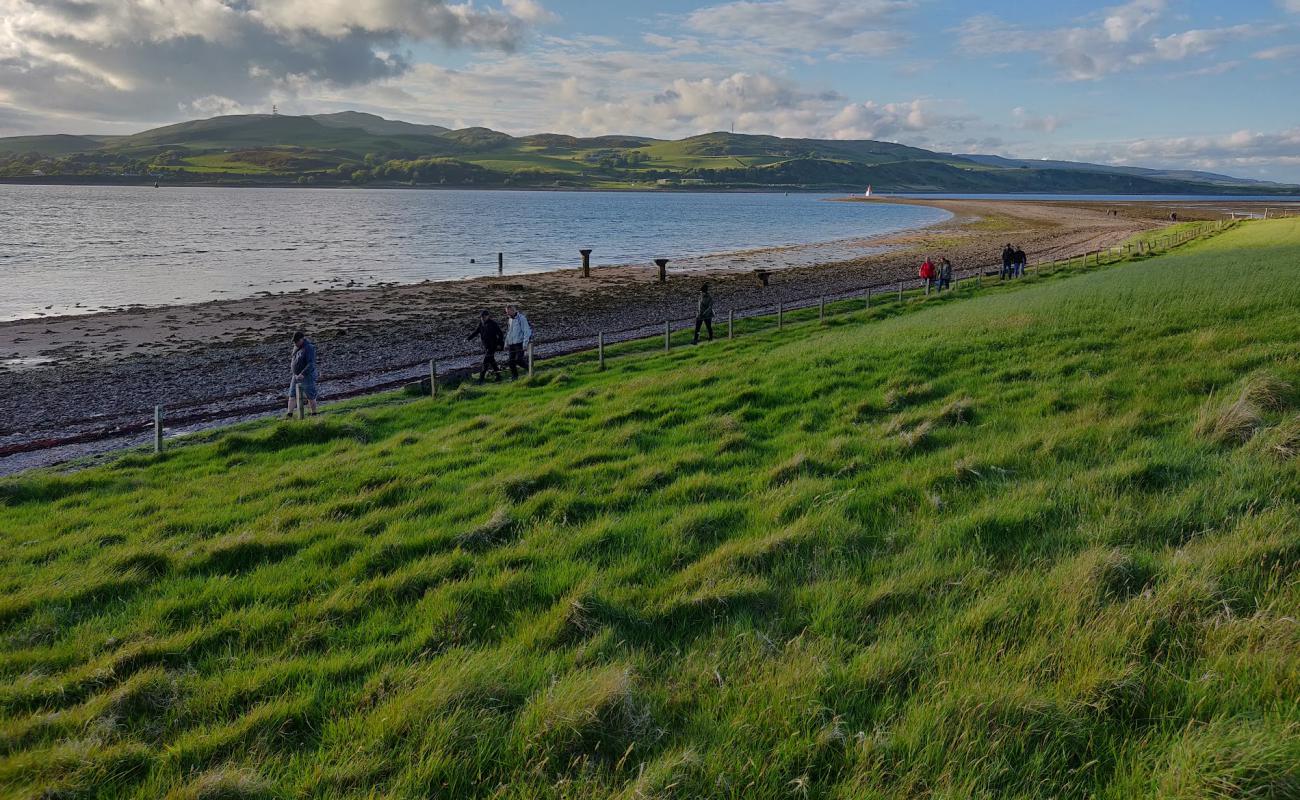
[1011,107,1065,134]
[0,0,547,124]
[501,0,557,25]
[957,1,1272,80]
[1063,127,1300,181]
[247,0,531,46]
[685,0,915,58]
[1254,44,1300,59]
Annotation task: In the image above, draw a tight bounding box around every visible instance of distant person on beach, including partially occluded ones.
[287,331,318,418]
[939,258,953,291]
[1014,246,1027,277]
[693,283,715,344]
[503,304,533,379]
[919,257,936,292]
[466,310,504,383]
[1001,244,1015,279]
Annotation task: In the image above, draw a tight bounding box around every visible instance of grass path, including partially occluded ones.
[2,220,1299,798]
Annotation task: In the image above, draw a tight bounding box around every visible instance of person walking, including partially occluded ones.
[466,309,504,382]
[919,256,936,294]
[503,303,532,380]
[1014,246,1027,277]
[939,258,953,291]
[286,331,318,418]
[693,283,714,344]
[1001,244,1015,279]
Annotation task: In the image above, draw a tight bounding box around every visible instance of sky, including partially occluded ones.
[1,0,1298,180]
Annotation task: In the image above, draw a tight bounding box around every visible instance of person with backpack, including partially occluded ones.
[503,303,533,380]
[466,309,504,383]
[919,256,936,293]
[693,283,715,344]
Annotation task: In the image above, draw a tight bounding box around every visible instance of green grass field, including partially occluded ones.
[3,221,1299,799]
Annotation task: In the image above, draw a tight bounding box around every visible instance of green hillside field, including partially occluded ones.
[2,221,1298,798]
[3,113,1298,193]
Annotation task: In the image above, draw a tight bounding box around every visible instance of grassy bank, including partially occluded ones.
[2,220,1299,798]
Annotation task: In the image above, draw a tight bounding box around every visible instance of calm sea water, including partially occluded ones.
[0,186,950,322]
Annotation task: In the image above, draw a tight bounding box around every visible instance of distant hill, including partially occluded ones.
[0,111,1295,194]
[0,134,109,156]
[957,154,1284,188]
[310,111,449,137]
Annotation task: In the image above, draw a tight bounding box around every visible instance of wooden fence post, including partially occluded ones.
[527,342,534,377]
[865,287,871,307]
[777,301,783,330]
[296,386,304,420]
[664,320,671,350]
[598,333,605,370]
[728,310,734,339]
[430,359,437,397]
[897,282,903,302]
[154,405,163,453]
[819,296,825,323]
[497,252,503,276]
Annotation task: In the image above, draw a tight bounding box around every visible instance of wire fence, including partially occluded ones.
[0,218,1244,459]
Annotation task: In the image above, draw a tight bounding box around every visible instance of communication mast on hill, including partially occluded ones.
[272,104,279,116]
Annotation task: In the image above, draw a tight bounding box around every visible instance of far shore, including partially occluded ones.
[4,177,1300,197]
[0,197,1266,471]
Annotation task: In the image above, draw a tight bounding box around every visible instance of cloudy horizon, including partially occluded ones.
[2,0,1298,181]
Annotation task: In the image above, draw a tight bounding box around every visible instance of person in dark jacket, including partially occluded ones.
[693,283,715,344]
[1001,244,1015,279]
[1014,246,1027,277]
[938,258,954,291]
[287,331,318,418]
[466,310,504,382]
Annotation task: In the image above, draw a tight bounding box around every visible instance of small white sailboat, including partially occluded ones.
[863,185,873,198]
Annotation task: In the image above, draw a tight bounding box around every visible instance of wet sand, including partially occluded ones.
[0,198,1247,468]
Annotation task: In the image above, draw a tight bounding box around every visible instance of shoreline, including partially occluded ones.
[0,228,929,328]
[3,177,1300,197]
[0,198,1245,472]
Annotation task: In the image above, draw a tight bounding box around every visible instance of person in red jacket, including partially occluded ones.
[919,257,936,294]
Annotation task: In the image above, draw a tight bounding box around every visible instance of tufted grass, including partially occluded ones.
[1,219,1299,798]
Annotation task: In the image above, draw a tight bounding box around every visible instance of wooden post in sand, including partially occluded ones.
[154,406,163,453]
[430,360,437,397]
[598,333,605,370]
[655,259,669,283]
[498,252,504,276]
[580,249,593,278]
